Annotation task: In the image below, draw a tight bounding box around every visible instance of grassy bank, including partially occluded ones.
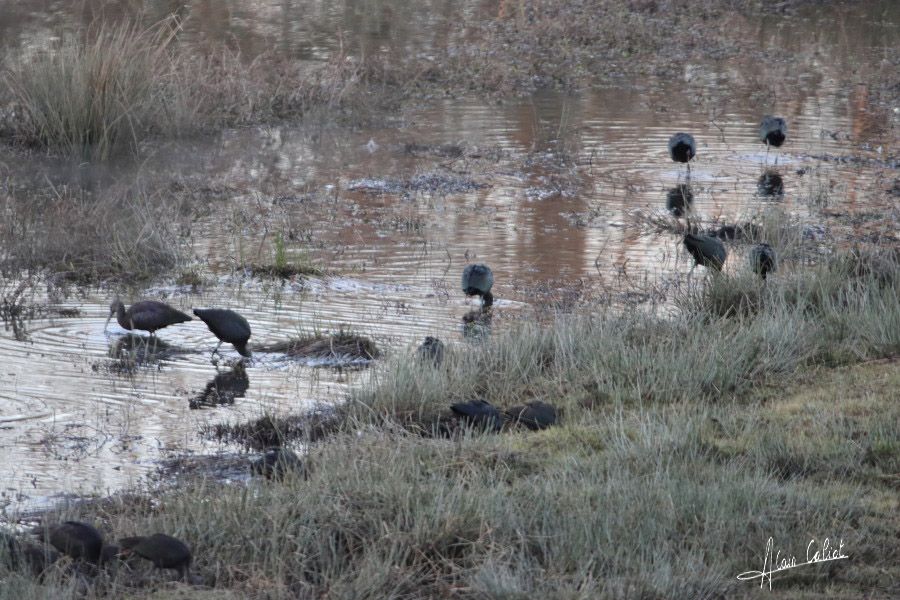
[2,248,898,599]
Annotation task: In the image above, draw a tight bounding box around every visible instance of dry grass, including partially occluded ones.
[2,18,383,159]
[0,181,188,282]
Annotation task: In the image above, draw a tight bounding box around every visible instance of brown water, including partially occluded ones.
[0,1,897,513]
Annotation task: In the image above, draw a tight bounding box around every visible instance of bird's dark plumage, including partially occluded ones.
[106,299,191,335]
[668,132,696,164]
[118,533,191,578]
[3,532,60,577]
[40,521,104,563]
[461,264,494,308]
[251,448,306,480]
[750,243,777,279]
[684,233,727,271]
[450,400,503,432]
[193,308,252,357]
[759,116,787,148]
[417,336,445,366]
[505,401,558,431]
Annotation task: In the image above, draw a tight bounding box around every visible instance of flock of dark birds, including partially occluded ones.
[2,115,788,587]
[2,521,194,583]
[669,115,785,280]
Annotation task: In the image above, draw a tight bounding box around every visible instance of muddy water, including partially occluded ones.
[1,1,898,512]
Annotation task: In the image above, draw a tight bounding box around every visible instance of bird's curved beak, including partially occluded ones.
[104,311,112,332]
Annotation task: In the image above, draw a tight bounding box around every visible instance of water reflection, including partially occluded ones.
[757,169,785,198]
[665,184,694,217]
[462,309,492,339]
[190,362,250,409]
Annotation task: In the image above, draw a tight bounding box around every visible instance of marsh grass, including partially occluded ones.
[5,20,179,160]
[2,249,898,599]
[0,182,188,282]
[3,18,384,159]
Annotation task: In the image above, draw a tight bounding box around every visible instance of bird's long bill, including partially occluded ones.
[103,312,112,331]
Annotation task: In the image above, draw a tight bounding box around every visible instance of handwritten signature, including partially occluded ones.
[737,537,848,589]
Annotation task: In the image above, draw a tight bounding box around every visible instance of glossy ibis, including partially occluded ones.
[450,399,503,433]
[3,532,59,577]
[505,401,559,431]
[118,533,191,580]
[759,116,787,164]
[416,336,445,366]
[461,264,494,309]
[683,233,727,273]
[668,132,696,176]
[251,448,306,480]
[105,299,191,337]
[38,521,104,564]
[193,308,252,358]
[750,243,777,279]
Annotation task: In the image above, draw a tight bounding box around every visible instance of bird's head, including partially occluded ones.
[104,297,123,331]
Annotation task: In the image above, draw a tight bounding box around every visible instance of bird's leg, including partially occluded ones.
[210,341,222,365]
[686,161,691,181]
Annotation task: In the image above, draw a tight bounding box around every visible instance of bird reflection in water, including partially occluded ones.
[462,309,492,339]
[665,184,694,217]
[190,362,249,409]
[757,169,784,198]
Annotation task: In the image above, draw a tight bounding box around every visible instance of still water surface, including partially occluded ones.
[0,0,897,512]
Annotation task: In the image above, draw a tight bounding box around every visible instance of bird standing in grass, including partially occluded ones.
[505,401,558,430]
[750,243,777,279]
[450,400,503,432]
[118,533,192,581]
[193,308,252,359]
[38,521,104,564]
[105,299,191,337]
[759,116,787,165]
[461,264,495,309]
[683,233,727,274]
[668,132,696,177]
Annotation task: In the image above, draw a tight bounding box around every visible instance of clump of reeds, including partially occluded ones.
[5,20,179,160]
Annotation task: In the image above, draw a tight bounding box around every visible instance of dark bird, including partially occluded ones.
[668,132,696,176]
[38,521,104,564]
[416,336,445,366]
[118,533,191,580]
[193,308,252,358]
[750,243,777,279]
[666,184,694,217]
[757,169,784,198]
[3,532,59,577]
[759,116,787,164]
[683,233,727,273]
[105,299,191,337]
[251,448,306,480]
[505,401,559,431]
[450,400,503,433]
[461,264,494,309]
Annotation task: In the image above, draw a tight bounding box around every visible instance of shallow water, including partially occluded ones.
[0,0,897,512]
